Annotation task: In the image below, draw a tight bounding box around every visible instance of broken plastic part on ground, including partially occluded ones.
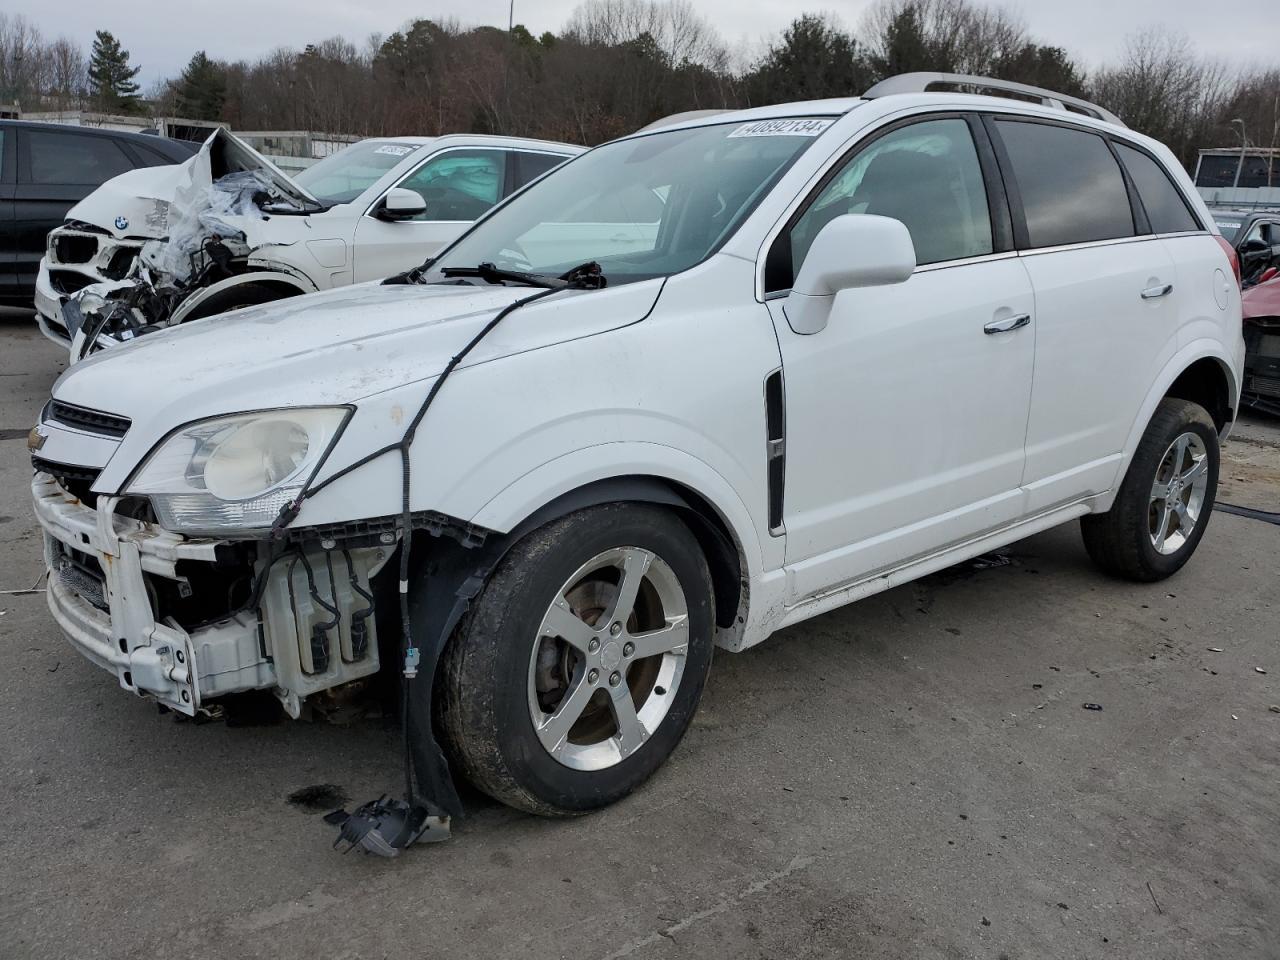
[324,796,451,856]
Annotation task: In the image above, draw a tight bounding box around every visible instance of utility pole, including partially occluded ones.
[1231,118,1248,190]
[509,0,515,32]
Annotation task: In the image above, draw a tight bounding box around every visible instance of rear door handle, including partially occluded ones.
[1141,283,1174,300]
[984,313,1031,335]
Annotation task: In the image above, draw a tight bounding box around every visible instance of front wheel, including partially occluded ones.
[438,503,715,816]
[1081,397,1220,582]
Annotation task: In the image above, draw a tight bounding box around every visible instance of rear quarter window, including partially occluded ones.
[512,151,569,191]
[1115,143,1200,234]
[126,141,182,167]
[996,120,1135,249]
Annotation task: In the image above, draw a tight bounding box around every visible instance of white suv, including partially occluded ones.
[29,74,1244,836]
[33,130,581,349]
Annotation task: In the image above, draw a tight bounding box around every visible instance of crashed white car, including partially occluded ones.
[30,75,1242,850]
[33,130,581,354]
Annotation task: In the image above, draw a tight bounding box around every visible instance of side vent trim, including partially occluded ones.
[764,369,786,536]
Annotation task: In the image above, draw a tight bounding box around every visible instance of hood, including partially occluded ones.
[63,128,322,242]
[1243,276,1280,321]
[52,277,665,453]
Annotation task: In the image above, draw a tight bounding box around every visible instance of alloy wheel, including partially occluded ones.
[1148,431,1210,555]
[527,546,690,771]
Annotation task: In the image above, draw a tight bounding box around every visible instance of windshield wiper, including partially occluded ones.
[440,261,606,290]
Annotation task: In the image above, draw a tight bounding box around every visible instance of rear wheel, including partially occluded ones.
[438,503,714,816]
[1080,397,1219,582]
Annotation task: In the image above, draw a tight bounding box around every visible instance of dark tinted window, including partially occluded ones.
[512,151,568,190]
[27,130,134,185]
[128,141,180,166]
[997,120,1134,248]
[1195,155,1239,188]
[1237,155,1277,188]
[26,130,135,185]
[1116,143,1199,234]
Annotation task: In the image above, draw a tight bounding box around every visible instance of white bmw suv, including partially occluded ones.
[29,74,1244,839]
[34,130,582,350]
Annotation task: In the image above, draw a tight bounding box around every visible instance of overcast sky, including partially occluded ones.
[7,0,1273,88]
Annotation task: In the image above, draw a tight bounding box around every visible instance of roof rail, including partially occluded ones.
[863,72,1124,128]
[638,109,731,132]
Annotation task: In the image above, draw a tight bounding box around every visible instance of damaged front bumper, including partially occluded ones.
[34,262,72,344]
[1243,318,1280,416]
[33,473,386,717]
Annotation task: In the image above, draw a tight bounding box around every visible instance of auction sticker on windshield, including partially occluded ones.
[374,144,415,157]
[727,118,833,138]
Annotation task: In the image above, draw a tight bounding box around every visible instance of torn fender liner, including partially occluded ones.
[318,527,508,856]
[402,532,509,819]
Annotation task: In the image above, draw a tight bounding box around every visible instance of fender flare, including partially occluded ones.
[1122,341,1239,454]
[1099,340,1240,511]
[171,270,317,323]
[469,442,765,587]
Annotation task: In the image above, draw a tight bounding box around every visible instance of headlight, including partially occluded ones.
[127,407,351,535]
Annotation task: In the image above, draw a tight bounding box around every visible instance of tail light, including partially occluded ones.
[1214,235,1241,287]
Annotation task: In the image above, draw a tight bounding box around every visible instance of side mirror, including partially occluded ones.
[784,214,916,335]
[1240,237,1269,256]
[376,187,427,221]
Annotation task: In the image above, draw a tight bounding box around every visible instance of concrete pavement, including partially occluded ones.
[1,311,1276,960]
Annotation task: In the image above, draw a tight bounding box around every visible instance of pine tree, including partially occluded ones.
[87,30,142,114]
[173,51,226,120]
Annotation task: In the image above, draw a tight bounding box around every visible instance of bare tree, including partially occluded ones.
[1090,28,1235,166]
[861,0,1028,76]
[47,37,86,110]
[565,0,727,69]
[0,13,49,107]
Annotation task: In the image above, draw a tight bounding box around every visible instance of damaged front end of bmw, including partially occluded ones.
[37,129,323,359]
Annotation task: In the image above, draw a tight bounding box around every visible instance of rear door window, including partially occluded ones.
[1115,143,1200,234]
[26,130,135,185]
[995,120,1135,249]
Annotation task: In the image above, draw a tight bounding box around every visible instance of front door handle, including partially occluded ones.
[984,313,1031,335]
[1141,283,1174,300]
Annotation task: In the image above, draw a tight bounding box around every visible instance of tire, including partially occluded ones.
[438,503,715,816]
[1080,397,1219,582]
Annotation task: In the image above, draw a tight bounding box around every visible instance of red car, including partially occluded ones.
[1243,273,1280,415]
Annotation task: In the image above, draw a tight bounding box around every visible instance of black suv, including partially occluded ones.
[0,120,196,308]
[1212,209,1280,286]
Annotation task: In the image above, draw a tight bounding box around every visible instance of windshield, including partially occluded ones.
[1214,218,1245,244]
[428,118,833,285]
[294,140,424,205]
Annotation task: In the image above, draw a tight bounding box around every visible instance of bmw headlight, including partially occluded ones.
[127,407,351,535]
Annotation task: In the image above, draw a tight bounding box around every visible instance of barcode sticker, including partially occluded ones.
[727,118,833,139]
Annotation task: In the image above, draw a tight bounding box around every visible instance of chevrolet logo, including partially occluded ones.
[27,427,46,452]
